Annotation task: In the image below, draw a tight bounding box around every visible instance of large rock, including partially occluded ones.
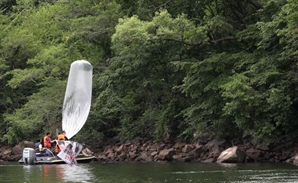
[129,151,138,159]
[8,154,22,161]
[97,154,108,161]
[191,145,208,158]
[182,145,193,153]
[149,143,160,151]
[117,151,126,160]
[208,148,221,159]
[157,149,176,161]
[173,142,186,149]
[246,147,262,161]
[172,154,193,162]
[292,153,298,166]
[217,146,246,163]
[1,148,12,161]
[206,139,229,148]
[116,145,124,153]
[12,145,23,155]
[136,152,152,162]
[23,141,34,148]
[256,143,269,151]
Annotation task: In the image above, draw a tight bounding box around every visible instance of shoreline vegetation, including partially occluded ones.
[1,136,298,166]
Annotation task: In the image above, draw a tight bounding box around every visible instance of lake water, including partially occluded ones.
[0,162,298,183]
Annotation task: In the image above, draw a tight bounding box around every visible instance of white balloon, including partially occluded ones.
[62,60,92,139]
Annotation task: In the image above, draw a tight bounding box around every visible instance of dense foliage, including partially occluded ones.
[1,0,298,145]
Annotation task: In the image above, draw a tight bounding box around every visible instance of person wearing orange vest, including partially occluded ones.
[55,131,68,154]
[43,132,55,149]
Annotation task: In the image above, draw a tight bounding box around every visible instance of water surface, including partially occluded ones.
[0,162,297,183]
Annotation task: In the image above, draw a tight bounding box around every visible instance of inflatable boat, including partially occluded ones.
[18,147,95,165]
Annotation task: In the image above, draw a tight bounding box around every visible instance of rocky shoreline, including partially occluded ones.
[1,136,298,165]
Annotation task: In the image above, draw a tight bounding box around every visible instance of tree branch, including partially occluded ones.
[155,0,172,9]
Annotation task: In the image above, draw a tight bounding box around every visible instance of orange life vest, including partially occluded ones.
[57,134,66,141]
[55,134,67,153]
[43,136,51,148]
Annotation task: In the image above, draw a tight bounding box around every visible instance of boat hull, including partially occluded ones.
[18,154,95,164]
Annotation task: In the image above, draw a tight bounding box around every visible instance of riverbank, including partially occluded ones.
[95,136,298,164]
[1,136,298,165]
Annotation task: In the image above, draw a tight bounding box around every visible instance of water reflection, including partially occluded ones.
[42,164,95,183]
[43,164,51,179]
[2,162,298,183]
[60,164,95,182]
[23,165,34,182]
[218,163,238,168]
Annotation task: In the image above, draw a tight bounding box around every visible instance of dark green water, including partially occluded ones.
[0,162,297,183]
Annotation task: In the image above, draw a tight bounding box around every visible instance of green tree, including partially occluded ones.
[1,0,298,145]
[1,0,122,144]
[98,10,206,140]
[1,3,75,143]
[0,0,16,14]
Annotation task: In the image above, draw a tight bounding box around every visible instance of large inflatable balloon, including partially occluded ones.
[62,60,92,139]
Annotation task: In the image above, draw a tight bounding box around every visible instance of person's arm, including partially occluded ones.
[49,137,55,143]
[46,137,55,144]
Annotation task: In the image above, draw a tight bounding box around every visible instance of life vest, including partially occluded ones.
[57,134,66,141]
[43,136,51,148]
[55,134,67,153]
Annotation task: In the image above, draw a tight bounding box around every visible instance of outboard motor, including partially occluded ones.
[23,148,36,165]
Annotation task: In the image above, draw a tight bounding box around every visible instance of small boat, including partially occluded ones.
[18,147,95,165]
[19,60,95,165]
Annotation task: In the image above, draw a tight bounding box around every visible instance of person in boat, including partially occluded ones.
[34,139,41,150]
[35,138,49,156]
[55,130,68,154]
[43,132,55,150]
